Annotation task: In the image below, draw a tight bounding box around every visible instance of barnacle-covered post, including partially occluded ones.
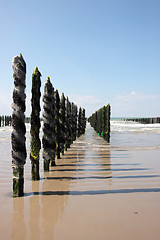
[30,67,41,180]
[42,77,56,170]
[95,111,98,132]
[68,99,73,147]
[55,90,61,159]
[2,116,4,126]
[59,93,66,155]
[98,108,102,135]
[102,106,107,140]
[65,97,72,149]
[81,108,86,134]
[74,104,78,141]
[106,104,111,142]
[68,100,73,146]
[77,107,82,137]
[72,103,78,141]
[11,53,26,197]
[65,97,69,151]
[9,116,12,126]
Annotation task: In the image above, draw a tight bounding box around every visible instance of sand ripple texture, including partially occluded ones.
[0,122,160,240]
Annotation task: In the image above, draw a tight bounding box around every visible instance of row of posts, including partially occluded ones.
[125,117,160,124]
[88,104,111,142]
[11,54,86,197]
[0,116,12,127]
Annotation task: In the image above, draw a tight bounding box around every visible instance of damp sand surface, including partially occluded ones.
[0,123,160,239]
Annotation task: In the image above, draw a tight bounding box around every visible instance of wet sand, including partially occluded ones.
[0,124,160,239]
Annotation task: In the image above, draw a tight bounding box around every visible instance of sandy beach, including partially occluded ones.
[0,122,160,239]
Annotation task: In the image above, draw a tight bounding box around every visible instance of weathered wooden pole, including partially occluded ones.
[42,77,56,170]
[102,106,107,140]
[68,100,73,146]
[59,93,66,155]
[77,107,82,137]
[72,103,78,141]
[2,116,4,126]
[106,104,111,142]
[55,90,61,159]
[99,108,103,135]
[11,53,27,197]
[82,108,86,134]
[9,116,12,126]
[65,97,72,149]
[95,111,98,132]
[30,67,41,180]
[65,97,69,151]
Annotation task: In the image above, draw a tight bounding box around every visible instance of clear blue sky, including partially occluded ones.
[0,0,160,117]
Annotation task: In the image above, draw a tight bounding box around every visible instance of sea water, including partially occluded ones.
[110,120,160,149]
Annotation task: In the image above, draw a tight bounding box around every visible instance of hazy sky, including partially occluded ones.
[0,0,160,117]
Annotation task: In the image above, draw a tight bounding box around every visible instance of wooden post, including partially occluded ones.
[30,67,41,180]
[11,53,26,197]
[106,104,111,142]
[55,90,61,159]
[72,103,78,141]
[78,107,82,137]
[42,77,56,170]
[59,93,66,155]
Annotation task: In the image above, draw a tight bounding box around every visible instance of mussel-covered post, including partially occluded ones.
[106,104,111,142]
[2,116,4,126]
[30,67,41,180]
[42,77,56,170]
[72,103,78,141]
[82,108,86,134]
[98,108,103,135]
[77,107,82,137]
[65,97,72,149]
[65,97,69,151]
[59,93,66,155]
[95,111,98,132]
[102,106,107,140]
[68,100,73,146]
[55,90,61,159]
[11,53,27,197]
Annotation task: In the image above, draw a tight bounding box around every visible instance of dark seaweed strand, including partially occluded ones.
[11,53,26,197]
[42,77,56,170]
[30,67,41,180]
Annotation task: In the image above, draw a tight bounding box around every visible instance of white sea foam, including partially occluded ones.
[111,120,160,134]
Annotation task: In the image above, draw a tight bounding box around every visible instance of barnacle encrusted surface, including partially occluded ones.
[42,77,56,170]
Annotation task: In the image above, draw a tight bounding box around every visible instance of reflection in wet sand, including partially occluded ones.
[41,172,69,239]
[11,198,26,240]
[29,182,41,239]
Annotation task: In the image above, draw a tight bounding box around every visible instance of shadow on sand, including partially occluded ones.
[25,187,160,197]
